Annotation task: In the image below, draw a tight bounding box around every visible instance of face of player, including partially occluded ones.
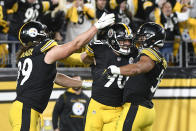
[118,39,131,50]
[96,0,107,10]
[135,35,147,48]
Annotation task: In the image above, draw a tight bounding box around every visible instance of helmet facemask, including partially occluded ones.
[116,34,133,55]
[107,23,134,56]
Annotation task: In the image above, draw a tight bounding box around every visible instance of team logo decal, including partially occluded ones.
[72,102,85,116]
[28,28,38,37]
[129,57,134,64]
[108,29,114,38]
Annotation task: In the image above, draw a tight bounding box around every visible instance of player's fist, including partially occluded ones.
[107,65,120,75]
[102,65,120,79]
[94,12,115,30]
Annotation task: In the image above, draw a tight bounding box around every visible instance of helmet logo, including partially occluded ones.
[28,28,38,37]
[108,29,114,38]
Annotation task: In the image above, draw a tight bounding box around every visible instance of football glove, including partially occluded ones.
[107,65,120,75]
[94,12,115,30]
[102,65,121,78]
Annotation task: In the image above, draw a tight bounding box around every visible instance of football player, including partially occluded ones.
[105,22,167,131]
[9,12,114,131]
[80,23,138,131]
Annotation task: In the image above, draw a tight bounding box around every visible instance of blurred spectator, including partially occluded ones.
[40,10,65,41]
[7,0,59,55]
[0,0,9,67]
[126,0,157,28]
[96,0,107,19]
[154,1,190,63]
[189,0,196,18]
[52,76,90,131]
[64,0,95,49]
[179,5,196,62]
[95,0,109,40]
[113,0,135,32]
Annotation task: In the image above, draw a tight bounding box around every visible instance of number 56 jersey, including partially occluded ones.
[16,39,58,113]
[85,40,136,107]
[123,48,167,108]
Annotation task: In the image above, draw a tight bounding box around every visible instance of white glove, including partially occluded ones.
[94,12,115,30]
[108,65,121,75]
[82,80,92,88]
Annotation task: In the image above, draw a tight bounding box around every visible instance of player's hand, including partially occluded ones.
[82,80,92,88]
[107,65,121,75]
[94,12,115,30]
[102,65,120,78]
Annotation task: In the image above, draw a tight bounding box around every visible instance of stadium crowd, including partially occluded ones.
[0,0,196,67]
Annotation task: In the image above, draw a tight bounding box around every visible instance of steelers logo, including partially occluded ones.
[108,29,114,38]
[129,57,134,64]
[28,28,38,37]
[72,102,85,116]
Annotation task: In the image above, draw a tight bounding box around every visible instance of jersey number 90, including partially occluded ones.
[104,74,129,89]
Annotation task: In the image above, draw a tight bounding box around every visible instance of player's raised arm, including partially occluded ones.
[45,13,115,64]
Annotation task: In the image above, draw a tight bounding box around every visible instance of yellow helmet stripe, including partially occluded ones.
[122,23,130,35]
[18,22,30,46]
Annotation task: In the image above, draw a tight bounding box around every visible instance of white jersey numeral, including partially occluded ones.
[24,8,39,23]
[17,58,33,85]
[104,75,128,89]
[150,69,164,93]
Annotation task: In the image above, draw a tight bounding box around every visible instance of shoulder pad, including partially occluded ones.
[40,39,58,53]
[85,40,104,57]
[141,48,167,69]
[141,48,162,62]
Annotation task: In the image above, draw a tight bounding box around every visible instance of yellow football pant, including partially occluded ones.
[84,98,123,131]
[9,101,41,131]
[116,102,155,131]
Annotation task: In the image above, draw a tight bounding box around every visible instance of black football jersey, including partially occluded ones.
[134,0,155,21]
[52,89,89,131]
[123,48,167,108]
[16,38,58,113]
[85,40,135,107]
[8,0,50,36]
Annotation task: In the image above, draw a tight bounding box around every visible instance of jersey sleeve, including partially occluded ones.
[85,41,95,57]
[40,40,58,53]
[85,40,104,57]
[140,48,167,69]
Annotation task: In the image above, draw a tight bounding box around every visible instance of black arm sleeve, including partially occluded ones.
[52,94,65,129]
